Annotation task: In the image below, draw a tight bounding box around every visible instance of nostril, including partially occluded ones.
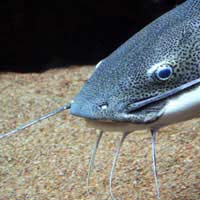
[99,103,108,110]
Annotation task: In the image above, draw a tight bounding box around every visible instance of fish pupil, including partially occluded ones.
[156,65,173,80]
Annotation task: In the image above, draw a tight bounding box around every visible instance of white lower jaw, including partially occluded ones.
[157,85,200,127]
[86,85,200,133]
[86,120,146,133]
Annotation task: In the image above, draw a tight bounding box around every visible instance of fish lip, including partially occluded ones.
[82,111,163,124]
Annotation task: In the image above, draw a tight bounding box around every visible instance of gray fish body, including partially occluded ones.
[71,0,200,130]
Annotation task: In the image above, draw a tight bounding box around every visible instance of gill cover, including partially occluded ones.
[70,0,200,123]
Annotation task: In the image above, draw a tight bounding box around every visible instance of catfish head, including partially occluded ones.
[70,0,200,129]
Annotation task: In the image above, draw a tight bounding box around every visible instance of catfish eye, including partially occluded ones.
[155,65,173,81]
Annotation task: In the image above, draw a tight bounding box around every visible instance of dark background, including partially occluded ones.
[0,0,185,72]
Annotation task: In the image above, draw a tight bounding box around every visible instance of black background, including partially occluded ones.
[0,0,185,72]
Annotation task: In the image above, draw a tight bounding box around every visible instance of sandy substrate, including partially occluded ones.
[0,66,200,200]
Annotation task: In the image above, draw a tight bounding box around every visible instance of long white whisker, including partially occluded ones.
[86,130,103,196]
[151,129,161,200]
[0,103,71,139]
[110,132,129,200]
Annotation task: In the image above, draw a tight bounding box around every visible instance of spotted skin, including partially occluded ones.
[70,0,200,123]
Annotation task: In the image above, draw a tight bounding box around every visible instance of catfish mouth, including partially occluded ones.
[71,78,200,124]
